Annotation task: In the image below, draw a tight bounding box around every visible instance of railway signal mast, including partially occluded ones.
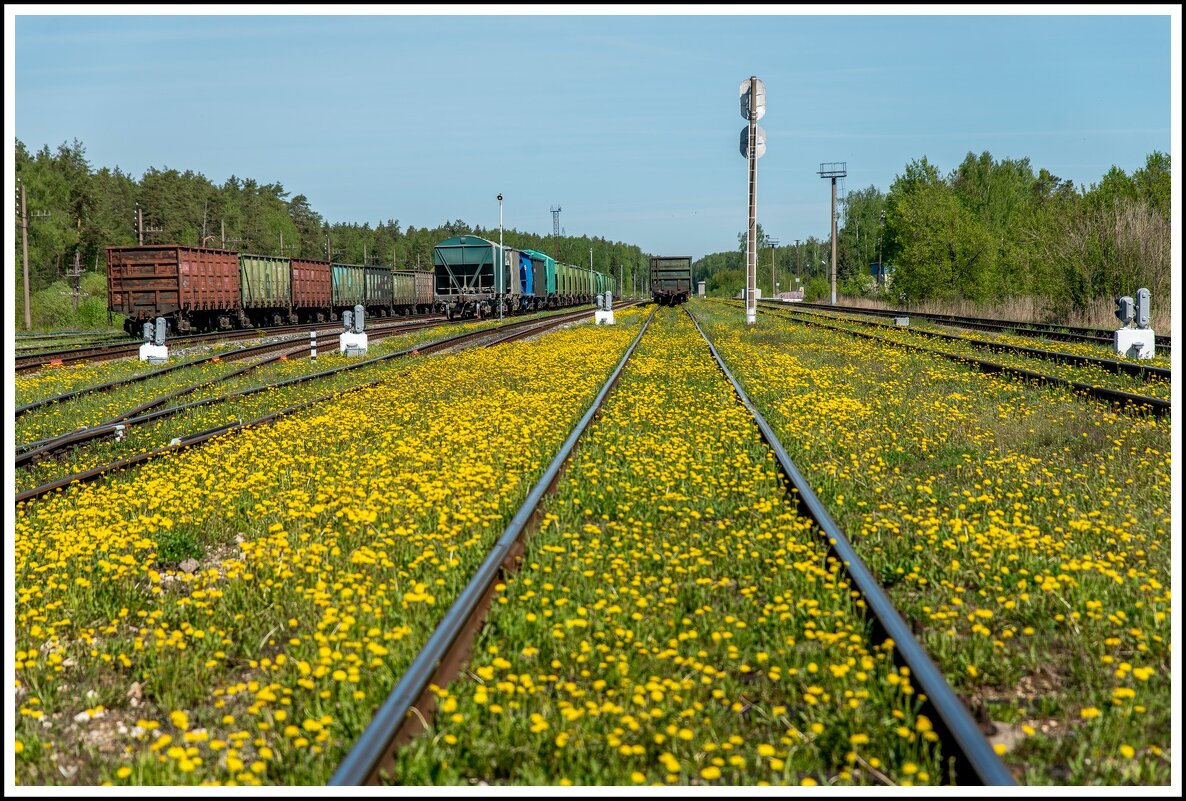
[739,75,766,325]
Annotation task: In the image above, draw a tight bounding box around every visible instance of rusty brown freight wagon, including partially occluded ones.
[107,245,241,335]
[414,269,435,313]
[290,257,333,322]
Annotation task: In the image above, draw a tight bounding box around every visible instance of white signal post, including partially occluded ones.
[739,76,766,325]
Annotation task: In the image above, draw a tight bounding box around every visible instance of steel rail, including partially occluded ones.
[751,304,1169,418]
[16,303,642,500]
[685,307,1016,786]
[773,303,1170,381]
[14,315,446,372]
[17,307,620,463]
[15,320,445,459]
[15,317,448,417]
[329,308,656,786]
[789,300,1172,353]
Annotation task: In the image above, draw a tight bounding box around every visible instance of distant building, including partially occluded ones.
[869,262,895,286]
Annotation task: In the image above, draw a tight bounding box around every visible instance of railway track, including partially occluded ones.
[15,302,642,502]
[787,301,1172,355]
[15,318,444,464]
[737,302,1169,417]
[15,317,443,418]
[771,303,1169,383]
[328,306,1013,786]
[14,315,445,373]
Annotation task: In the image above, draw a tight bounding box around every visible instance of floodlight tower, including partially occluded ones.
[818,162,847,305]
[550,205,562,258]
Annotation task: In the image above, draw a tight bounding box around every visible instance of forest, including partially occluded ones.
[695,151,1171,324]
[12,140,1171,330]
[13,139,652,330]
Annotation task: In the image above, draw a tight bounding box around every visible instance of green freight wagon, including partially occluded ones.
[240,254,294,326]
[363,265,394,316]
[555,262,574,302]
[392,270,417,314]
[433,235,508,319]
[331,263,366,310]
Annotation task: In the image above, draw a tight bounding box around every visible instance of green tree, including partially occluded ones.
[885,158,996,302]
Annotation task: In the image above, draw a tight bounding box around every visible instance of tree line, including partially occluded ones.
[14,139,653,328]
[695,150,1171,319]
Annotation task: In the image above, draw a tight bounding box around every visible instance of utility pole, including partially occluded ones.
[794,238,801,288]
[218,220,241,253]
[818,162,846,305]
[132,205,162,245]
[767,237,779,298]
[18,179,32,330]
[877,209,886,285]
[279,231,298,256]
[18,180,51,330]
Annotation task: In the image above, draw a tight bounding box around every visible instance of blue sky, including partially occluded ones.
[7,6,1179,262]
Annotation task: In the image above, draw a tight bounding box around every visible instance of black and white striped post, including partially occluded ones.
[310,330,317,362]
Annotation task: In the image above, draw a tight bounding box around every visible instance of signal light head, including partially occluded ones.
[1115,296,1134,326]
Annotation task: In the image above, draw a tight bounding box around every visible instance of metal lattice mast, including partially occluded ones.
[550,205,562,258]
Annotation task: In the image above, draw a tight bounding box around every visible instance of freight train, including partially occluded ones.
[434,235,616,320]
[107,245,436,335]
[650,256,692,306]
